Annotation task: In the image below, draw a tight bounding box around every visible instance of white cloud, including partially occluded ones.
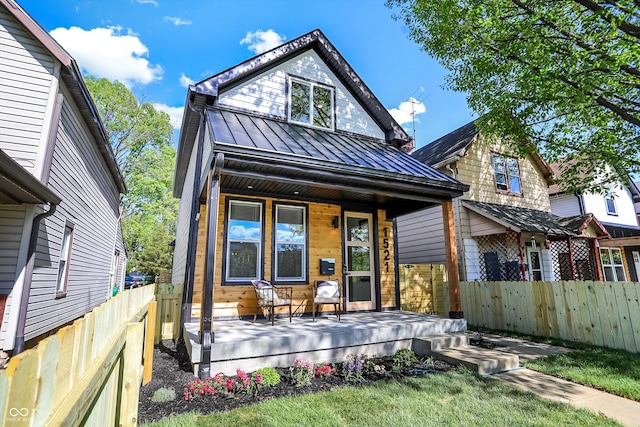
[163,16,192,26]
[50,26,162,87]
[179,73,195,88]
[153,103,184,130]
[240,29,285,54]
[135,0,158,5]
[388,97,426,126]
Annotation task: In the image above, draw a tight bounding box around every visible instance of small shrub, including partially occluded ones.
[314,362,333,378]
[342,354,367,383]
[151,387,176,403]
[291,358,314,387]
[392,348,418,373]
[253,367,280,387]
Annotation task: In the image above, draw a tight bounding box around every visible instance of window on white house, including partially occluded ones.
[226,200,263,282]
[600,247,626,282]
[56,224,74,294]
[289,78,334,129]
[605,192,617,215]
[492,153,522,194]
[274,204,307,282]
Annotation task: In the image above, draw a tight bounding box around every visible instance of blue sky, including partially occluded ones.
[18,0,475,149]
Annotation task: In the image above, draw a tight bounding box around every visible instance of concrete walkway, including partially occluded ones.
[470,332,640,427]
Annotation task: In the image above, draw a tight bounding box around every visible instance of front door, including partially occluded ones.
[633,251,640,281]
[344,212,376,311]
[526,246,544,281]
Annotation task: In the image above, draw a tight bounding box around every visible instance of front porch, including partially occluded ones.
[183,311,466,375]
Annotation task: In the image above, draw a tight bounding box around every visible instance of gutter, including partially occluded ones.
[13,203,57,354]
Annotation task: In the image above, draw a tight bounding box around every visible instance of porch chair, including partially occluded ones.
[312,280,341,321]
[251,280,293,326]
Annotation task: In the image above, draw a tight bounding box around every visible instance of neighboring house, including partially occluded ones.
[171,29,467,329]
[397,121,609,283]
[549,164,640,281]
[0,0,126,353]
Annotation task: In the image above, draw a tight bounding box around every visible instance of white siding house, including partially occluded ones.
[0,0,126,352]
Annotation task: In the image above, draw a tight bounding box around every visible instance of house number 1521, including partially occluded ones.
[383,227,390,273]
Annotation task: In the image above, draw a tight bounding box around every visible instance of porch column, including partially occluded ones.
[199,153,224,379]
[517,233,527,280]
[591,239,603,281]
[567,236,576,280]
[442,200,463,319]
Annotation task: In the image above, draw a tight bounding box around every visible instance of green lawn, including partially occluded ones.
[141,369,621,427]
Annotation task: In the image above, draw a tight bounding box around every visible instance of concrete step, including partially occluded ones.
[412,333,469,355]
[432,346,520,375]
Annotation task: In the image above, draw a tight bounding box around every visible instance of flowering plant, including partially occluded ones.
[183,370,263,401]
[291,357,314,387]
[342,354,367,383]
[314,363,333,378]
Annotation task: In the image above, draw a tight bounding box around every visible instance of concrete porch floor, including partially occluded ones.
[183,311,467,375]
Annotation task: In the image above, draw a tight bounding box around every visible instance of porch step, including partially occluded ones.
[412,335,520,375]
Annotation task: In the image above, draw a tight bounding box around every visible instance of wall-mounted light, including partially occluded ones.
[332,216,339,229]
[530,235,537,248]
[545,239,551,250]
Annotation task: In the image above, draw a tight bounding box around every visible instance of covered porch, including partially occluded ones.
[182,311,466,375]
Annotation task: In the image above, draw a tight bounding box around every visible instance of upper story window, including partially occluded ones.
[56,223,74,296]
[288,77,334,130]
[225,200,263,283]
[605,192,617,215]
[492,153,522,195]
[273,204,307,282]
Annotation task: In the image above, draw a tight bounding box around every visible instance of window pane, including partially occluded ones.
[291,81,310,124]
[510,177,521,194]
[600,250,611,265]
[348,276,371,302]
[615,266,626,281]
[492,154,505,173]
[276,243,303,279]
[276,206,304,244]
[348,246,370,271]
[606,196,617,214]
[313,85,332,128]
[603,266,615,281]
[612,249,622,264]
[229,203,260,241]
[347,217,369,242]
[506,157,520,176]
[228,242,258,278]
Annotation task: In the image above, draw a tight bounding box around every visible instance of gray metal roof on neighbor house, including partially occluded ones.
[0,149,61,205]
[412,121,479,168]
[462,200,578,236]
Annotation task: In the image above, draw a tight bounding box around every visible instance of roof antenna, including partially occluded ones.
[405,87,429,152]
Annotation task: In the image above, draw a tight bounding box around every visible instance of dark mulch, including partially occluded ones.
[138,340,456,424]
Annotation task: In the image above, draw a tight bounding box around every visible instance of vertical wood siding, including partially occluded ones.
[0,8,54,173]
[23,85,121,341]
[218,50,385,140]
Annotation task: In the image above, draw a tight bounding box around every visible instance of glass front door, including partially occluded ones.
[344,212,376,311]
[526,247,544,281]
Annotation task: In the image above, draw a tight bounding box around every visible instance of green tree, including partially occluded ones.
[388,0,640,191]
[85,76,177,277]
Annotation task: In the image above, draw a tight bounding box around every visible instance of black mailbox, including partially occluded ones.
[320,258,335,275]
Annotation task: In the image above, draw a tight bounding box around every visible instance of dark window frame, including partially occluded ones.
[271,202,309,285]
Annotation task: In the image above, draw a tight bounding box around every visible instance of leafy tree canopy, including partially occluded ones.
[85,76,177,278]
[388,0,640,192]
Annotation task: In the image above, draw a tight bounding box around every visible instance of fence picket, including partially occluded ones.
[585,282,603,346]
[551,282,569,340]
[593,281,615,348]
[606,282,625,349]
[575,281,594,345]
[613,282,635,352]
[33,335,59,425]
[623,282,640,352]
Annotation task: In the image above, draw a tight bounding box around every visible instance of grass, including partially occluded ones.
[141,369,621,426]
[469,326,640,401]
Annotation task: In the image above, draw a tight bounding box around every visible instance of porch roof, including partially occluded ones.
[209,107,469,217]
[462,200,577,237]
[0,149,61,205]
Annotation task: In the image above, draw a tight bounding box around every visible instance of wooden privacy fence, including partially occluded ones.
[444,281,640,353]
[0,285,156,426]
[399,264,446,315]
[155,283,183,343]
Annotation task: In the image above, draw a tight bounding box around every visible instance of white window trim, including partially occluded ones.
[56,224,74,296]
[274,204,307,282]
[600,247,626,282]
[225,200,263,283]
[605,192,618,216]
[287,76,335,130]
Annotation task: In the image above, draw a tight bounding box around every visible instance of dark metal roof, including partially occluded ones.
[0,149,61,205]
[175,29,412,197]
[601,222,640,238]
[462,200,577,236]
[412,121,478,167]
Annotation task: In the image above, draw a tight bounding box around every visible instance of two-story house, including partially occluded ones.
[549,163,640,281]
[397,121,609,283]
[171,29,468,373]
[0,0,126,354]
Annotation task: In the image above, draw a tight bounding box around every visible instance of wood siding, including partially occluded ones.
[218,50,385,140]
[549,193,582,218]
[190,193,397,318]
[24,85,122,342]
[395,205,446,265]
[0,7,55,174]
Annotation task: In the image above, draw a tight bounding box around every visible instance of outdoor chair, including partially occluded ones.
[312,280,341,321]
[251,280,293,326]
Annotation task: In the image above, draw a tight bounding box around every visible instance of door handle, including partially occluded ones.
[342,265,348,275]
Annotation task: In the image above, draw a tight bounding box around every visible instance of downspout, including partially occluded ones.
[14,203,57,354]
[179,103,206,340]
[199,153,224,379]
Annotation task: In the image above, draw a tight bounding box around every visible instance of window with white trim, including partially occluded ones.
[289,78,334,130]
[274,204,307,282]
[56,224,74,294]
[491,153,522,194]
[600,247,626,282]
[226,200,263,282]
[605,192,617,215]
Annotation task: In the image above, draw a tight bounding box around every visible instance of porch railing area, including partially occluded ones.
[444,280,640,353]
[0,285,156,426]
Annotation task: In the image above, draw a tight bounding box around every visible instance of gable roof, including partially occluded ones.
[175,29,411,196]
[1,0,125,193]
[559,214,610,238]
[412,120,554,183]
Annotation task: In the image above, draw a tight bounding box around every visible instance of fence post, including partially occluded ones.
[119,322,144,427]
[143,300,157,385]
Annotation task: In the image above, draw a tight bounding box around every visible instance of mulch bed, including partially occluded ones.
[138,340,456,423]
